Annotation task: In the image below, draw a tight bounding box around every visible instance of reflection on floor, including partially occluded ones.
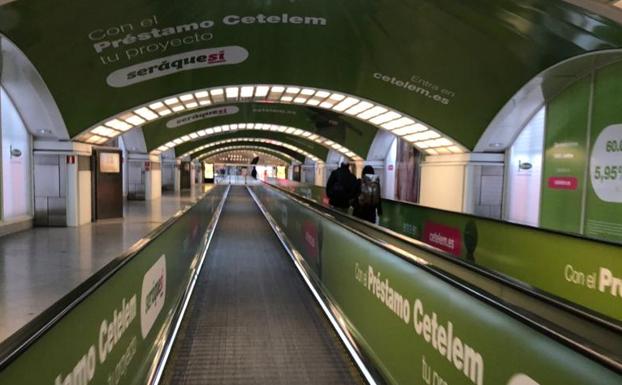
[0,185,211,342]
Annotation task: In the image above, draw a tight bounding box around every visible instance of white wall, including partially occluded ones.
[505,107,545,226]
[383,138,397,199]
[419,163,465,212]
[1,88,32,220]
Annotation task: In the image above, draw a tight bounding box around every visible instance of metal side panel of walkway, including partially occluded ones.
[161,186,364,385]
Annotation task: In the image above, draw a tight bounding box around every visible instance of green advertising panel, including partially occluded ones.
[0,186,226,385]
[264,179,622,322]
[585,62,622,243]
[1,1,622,149]
[252,184,621,385]
[540,77,590,234]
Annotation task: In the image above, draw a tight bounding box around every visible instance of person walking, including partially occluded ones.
[353,165,383,224]
[326,161,358,211]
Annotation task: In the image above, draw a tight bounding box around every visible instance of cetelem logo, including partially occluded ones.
[140,255,166,338]
[106,46,248,87]
[507,374,540,385]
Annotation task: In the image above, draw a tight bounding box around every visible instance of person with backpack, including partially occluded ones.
[353,165,383,224]
[326,161,358,211]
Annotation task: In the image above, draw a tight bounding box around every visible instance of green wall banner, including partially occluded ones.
[252,184,621,385]
[586,62,622,243]
[0,186,226,385]
[1,1,622,148]
[540,77,590,234]
[265,179,622,322]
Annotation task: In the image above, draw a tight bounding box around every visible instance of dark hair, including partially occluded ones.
[362,165,374,175]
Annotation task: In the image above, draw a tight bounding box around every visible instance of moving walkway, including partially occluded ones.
[0,183,620,385]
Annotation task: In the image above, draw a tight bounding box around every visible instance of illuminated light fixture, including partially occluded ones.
[428,138,453,147]
[246,123,255,129]
[210,88,224,96]
[197,130,207,136]
[185,102,198,109]
[301,89,315,96]
[305,99,321,106]
[407,131,441,142]
[134,107,159,121]
[308,134,319,140]
[173,138,183,144]
[293,129,304,136]
[195,91,209,98]
[329,93,345,101]
[269,125,279,131]
[205,128,214,134]
[179,94,194,102]
[189,133,199,139]
[181,135,191,141]
[319,101,336,108]
[294,97,308,103]
[158,109,172,116]
[281,96,293,102]
[285,127,296,134]
[213,126,222,133]
[238,124,246,129]
[86,135,107,144]
[382,117,415,130]
[277,126,288,132]
[358,106,387,120]
[316,90,330,98]
[230,124,239,130]
[448,146,463,153]
[105,119,132,131]
[225,87,239,99]
[302,132,311,137]
[172,105,185,112]
[333,97,359,112]
[149,102,165,109]
[345,101,373,116]
[198,100,211,106]
[369,111,401,125]
[241,86,254,98]
[91,126,118,137]
[285,87,301,94]
[393,124,427,136]
[221,125,230,132]
[164,98,180,106]
[255,86,270,97]
[158,145,169,151]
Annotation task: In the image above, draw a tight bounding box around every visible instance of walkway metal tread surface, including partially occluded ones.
[161,186,364,385]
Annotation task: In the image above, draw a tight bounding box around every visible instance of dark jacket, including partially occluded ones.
[352,175,383,223]
[326,165,358,208]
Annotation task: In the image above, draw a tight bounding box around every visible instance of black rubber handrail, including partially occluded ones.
[0,186,227,370]
[258,182,622,372]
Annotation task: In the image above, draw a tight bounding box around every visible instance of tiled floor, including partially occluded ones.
[0,185,211,341]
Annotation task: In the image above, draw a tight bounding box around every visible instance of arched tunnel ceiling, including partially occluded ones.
[191,142,306,163]
[1,0,622,150]
[201,149,288,165]
[176,131,329,160]
[142,103,375,158]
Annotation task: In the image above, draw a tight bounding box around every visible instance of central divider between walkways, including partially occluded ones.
[160,186,364,385]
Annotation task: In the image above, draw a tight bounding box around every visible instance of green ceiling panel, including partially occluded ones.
[176,130,328,159]
[198,147,292,164]
[189,140,306,162]
[142,103,377,156]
